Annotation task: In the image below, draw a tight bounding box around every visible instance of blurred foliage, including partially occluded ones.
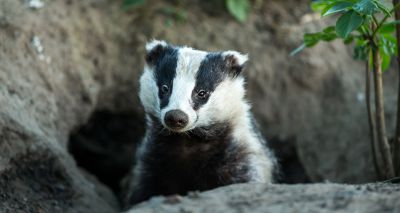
[122,0,251,22]
[292,0,399,72]
[122,0,145,9]
[226,0,250,22]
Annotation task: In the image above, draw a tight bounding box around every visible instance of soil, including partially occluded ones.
[127,183,400,213]
[0,151,74,213]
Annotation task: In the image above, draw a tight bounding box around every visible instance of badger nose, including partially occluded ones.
[164,110,189,130]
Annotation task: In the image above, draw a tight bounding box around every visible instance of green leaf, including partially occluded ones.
[226,0,250,22]
[344,35,355,44]
[353,38,369,60]
[122,0,145,9]
[380,35,397,55]
[320,32,337,41]
[373,0,391,16]
[311,1,331,12]
[336,10,364,38]
[387,20,400,25]
[303,26,338,47]
[323,26,336,33]
[322,2,354,16]
[380,51,391,71]
[378,20,400,34]
[353,44,369,60]
[353,0,378,15]
[378,23,396,34]
[378,35,395,71]
[304,33,320,47]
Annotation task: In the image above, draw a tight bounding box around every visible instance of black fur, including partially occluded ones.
[192,53,246,110]
[127,117,252,205]
[223,54,247,77]
[192,53,225,110]
[149,45,179,109]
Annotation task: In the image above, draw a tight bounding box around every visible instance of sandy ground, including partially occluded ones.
[127,183,400,213]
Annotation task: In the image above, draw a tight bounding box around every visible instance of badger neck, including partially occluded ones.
[223,99,255,143]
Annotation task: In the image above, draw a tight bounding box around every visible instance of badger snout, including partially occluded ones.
[164,110,189,130]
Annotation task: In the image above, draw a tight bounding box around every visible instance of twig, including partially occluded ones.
[372,3,400,38]
[366,61,383,178]
[371,36,395,178]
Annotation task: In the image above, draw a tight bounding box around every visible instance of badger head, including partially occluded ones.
[139,40,249,133]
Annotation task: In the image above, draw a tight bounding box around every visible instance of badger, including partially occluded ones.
[125,40,276,206]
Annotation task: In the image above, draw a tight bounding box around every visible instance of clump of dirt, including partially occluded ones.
[0,151,74,213]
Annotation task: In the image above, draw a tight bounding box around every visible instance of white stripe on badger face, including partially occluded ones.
[161,75,196,130]
[160,47,207,131]
[139,65,160,116]
[195,77,247,127]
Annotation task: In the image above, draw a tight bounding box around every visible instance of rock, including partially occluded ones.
[28,0,45,9]
[0,0,144,212]
[126,183,400,213]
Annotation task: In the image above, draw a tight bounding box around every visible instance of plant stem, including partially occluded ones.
[392,0,400,176]
[371,3,400,38]
[366,61,383,179]
[371,39,395,178]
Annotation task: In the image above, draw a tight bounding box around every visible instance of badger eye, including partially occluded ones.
[197,90,208,99]
[161,85,169,94]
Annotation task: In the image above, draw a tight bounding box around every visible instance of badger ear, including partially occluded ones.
[222,51,249,77]
[145,40,168,66]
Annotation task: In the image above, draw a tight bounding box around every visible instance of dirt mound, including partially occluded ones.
[127,183,400,213]
[0,0,138,211]
[0,151,74,212]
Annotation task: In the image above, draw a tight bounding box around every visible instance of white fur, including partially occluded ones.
[139,65,160,116]
[199,77,274,182]
[145,40,168,53]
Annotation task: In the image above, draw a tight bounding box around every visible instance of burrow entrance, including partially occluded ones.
[68,110,145,195]
[268,137,311,184]
[68,110,310,201]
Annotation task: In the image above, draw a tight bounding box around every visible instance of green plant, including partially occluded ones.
[122,0,145,9]
[226,0,250,22]
[293,0,400,180]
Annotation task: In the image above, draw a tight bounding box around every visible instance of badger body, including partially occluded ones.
[125,40,276,206]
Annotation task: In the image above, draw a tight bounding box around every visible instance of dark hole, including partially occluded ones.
[269,137,311,184]
[68,109,310,203]
[68,110,144,195]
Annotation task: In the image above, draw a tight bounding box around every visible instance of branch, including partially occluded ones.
[365,61,383,179]
[372,3,400,38]
[371,37,395,178]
